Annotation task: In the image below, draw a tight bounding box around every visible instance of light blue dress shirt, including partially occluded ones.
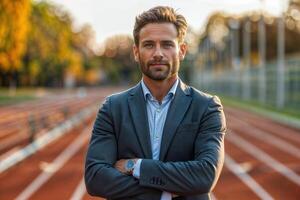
[133,79,179,200]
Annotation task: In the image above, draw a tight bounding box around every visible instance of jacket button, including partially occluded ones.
[150,178,154,184]
[159,179,163,185]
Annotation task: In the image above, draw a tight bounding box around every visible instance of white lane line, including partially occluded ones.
[0,105,97,173]
[70,178,86,200]
[15,126,91,200]
[226,108,300,142]
[227,130,300,186]
[229,115,300,159]
[225,106,300,131]
[225,154,274,200]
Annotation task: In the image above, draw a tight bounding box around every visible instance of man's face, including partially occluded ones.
[133,23,187,81]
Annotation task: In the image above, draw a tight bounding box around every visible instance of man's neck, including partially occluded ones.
[143,75,178,102]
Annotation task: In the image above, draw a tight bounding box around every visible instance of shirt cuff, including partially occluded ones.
[161,191,172,200]
[132,159,142,179]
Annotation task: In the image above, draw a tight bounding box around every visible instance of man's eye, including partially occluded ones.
[163,43,174,48]
[144,44,153,48]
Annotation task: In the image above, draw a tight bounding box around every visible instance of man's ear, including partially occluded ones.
[179,42,187,61]
[133,44,139,62]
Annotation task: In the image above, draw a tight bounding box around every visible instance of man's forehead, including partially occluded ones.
[139,23,177,35]
[139,23,178,42]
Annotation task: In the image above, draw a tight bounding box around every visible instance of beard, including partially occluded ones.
[139,57,179,81]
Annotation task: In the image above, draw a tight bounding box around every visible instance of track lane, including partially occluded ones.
[0,118,94,200]
[1,94,299,200]
[225,107,300,145]
[226,131,300,199]
[18,126,92,200]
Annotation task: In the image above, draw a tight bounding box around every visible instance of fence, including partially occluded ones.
[191,57,300,113]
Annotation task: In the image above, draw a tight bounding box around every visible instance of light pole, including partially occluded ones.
[258,0,266,104]
[277,0,288,108]
[242,17,251,100]
[229,18,240,97]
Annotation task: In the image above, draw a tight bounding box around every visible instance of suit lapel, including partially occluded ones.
[159,81,192,160]
[128,83,152,159]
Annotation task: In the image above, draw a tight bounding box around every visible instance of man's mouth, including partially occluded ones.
[148,62,168,67]
[150,63,165,66]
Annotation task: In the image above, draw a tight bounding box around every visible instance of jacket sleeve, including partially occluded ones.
[85,97,162,200]
[138,96,226,196]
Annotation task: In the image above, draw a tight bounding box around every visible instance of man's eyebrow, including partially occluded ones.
[161,40,175,43]
[141,40,175,43]
[141,40,154,44]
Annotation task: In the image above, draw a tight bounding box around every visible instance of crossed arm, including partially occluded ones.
[85,96,226,199]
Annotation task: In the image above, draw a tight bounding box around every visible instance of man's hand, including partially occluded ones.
[114,159,138,175]
[114,159,128,174]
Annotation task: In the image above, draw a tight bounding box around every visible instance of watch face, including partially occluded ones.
[126,159,135,171]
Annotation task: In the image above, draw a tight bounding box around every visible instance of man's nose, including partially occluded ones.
[153,46,163,60]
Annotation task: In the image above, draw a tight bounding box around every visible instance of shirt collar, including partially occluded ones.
[141,78,179,101]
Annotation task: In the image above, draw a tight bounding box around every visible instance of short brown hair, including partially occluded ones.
[133,6,188,45]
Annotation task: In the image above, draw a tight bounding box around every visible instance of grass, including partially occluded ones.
[0,88,39,106]
[220,95,300,121]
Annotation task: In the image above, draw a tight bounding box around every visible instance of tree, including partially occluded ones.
[100,34,138,84]
[0,0,30,88]
[22,1,83,87]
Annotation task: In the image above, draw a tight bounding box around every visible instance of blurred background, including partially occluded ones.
[0,0,299,199]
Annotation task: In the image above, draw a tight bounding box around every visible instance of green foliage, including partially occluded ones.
[22,1,79,86]
[100,34,138,85]
[0,0,137,87]
[0,0,98,87]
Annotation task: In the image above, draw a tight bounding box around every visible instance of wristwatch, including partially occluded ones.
[125,159,135,175]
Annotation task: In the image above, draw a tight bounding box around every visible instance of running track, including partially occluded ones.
[0,87,299,200]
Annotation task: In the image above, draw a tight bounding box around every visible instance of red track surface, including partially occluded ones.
[0,88,299,200]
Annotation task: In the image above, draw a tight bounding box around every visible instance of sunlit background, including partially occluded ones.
[0,0,300,200]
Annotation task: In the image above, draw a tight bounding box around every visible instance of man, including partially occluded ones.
[85,6,226,200]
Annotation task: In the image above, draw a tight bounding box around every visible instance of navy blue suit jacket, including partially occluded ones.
[85,81,226,200]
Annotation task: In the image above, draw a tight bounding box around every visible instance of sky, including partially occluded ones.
[48,0,288,45]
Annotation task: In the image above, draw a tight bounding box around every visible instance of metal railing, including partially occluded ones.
[191,57,300,112]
